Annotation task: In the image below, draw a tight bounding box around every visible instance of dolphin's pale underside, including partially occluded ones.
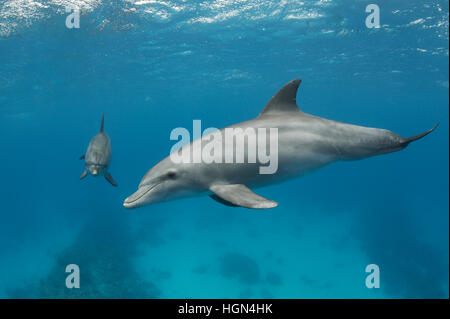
[124,79,437,209]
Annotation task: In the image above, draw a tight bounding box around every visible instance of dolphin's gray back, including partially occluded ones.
[85,132,112,167]
[167,112,408,189]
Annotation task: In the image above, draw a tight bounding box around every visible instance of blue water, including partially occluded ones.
[0,0,448,299]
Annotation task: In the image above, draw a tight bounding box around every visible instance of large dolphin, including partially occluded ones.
[80,113,118,187]
[124,79,437,209]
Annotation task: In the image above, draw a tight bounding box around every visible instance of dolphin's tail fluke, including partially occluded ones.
[100,113,104,132]
[403,123,439,145]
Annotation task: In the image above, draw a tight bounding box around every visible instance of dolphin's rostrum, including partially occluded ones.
[80,113,118,187]
[124,79,437,209]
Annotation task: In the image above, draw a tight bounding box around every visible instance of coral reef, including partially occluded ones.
[353,197,448,298]
[8,211,161,298]
[266,271,282,287]
[219,252,260,285]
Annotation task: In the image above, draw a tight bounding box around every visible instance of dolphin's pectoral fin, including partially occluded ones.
[79,154,85,160]
[209,184,278,209]
[258,79,303,117]
[79,170,88,180]
[210,194,240,207]
[105,172,118,187]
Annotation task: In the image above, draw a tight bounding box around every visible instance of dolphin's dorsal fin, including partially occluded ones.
[259,79,302,117]
[100,113,104,132]
[209,184,278,209]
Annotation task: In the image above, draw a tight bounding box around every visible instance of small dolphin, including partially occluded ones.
[124,79,437,209]
[80,113,118,187]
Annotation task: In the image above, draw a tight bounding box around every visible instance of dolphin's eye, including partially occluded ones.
[167,170,177,179]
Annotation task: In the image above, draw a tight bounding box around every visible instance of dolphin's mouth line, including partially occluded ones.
[125,183,160,205]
